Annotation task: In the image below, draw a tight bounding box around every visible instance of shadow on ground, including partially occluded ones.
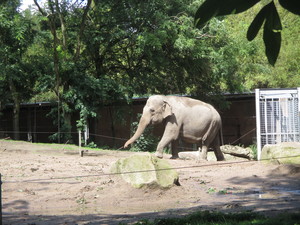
[3,194,300,225]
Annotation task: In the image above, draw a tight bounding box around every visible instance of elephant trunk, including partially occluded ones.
[124,115,150,148]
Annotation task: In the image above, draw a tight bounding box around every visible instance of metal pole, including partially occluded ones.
[255,89,262,160]
[0,173,2,225]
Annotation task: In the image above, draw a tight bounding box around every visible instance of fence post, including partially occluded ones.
[255,89,262,161]
[78,131,83,157]
[0,173,2,225]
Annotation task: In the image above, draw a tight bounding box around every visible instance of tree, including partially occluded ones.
[222,5,300,90]
[82,0,240,101]
[33,0,93,143]
[194,0,300,66]
[0,0,36,139]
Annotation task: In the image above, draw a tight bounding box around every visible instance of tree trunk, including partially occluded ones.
[8,78,20,140]
[108,106,116,147]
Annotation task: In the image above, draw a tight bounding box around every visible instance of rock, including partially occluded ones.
[110,153,179,189]
[179,151,241,161]
[178,151,199,160]
[178,145,254,161]
[261,142,300,164]
[207,152,239,161]
[220,145,254,160]
[178,151,223,161]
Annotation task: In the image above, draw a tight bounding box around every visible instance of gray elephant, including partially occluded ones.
[124,95,225,161]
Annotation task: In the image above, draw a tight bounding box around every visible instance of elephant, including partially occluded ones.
[124,95,225,161]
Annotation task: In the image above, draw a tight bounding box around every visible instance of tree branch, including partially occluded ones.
[74,0,92,60]
[33,0,47,16]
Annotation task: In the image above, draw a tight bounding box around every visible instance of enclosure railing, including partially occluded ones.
[255,88,300,160]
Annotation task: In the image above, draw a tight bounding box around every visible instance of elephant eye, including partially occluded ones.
[150,108,155,113]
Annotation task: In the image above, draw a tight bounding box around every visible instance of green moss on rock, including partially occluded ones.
[261,142,300,164]
[111,153,179,189]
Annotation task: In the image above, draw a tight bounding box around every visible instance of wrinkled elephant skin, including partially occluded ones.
[124,95,225,161]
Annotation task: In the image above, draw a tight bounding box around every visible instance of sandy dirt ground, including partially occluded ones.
[1,140,300,225]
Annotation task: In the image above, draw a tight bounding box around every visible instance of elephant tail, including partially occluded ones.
[219,123,224,146]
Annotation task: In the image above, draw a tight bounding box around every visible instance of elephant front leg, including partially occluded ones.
[155,123,180,159]
[154,135,176,159]
[154,141,167,158]
[170,139,179,159]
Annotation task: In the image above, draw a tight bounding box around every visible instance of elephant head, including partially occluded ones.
[124,95,172,148]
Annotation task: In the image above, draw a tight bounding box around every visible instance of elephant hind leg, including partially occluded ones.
[214,146,225,161]
[198,144,208,162]
[212,136,225,161]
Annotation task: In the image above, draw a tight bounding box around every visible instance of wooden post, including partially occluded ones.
[78,130,83,157]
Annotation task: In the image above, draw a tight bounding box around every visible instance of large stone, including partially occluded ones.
[220,145,254,160]
[178,145,254,161]
[261,142,300,164]
[110,153,179,189]
[178,151,238,161]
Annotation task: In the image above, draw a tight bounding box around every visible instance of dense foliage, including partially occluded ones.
[195,0,300,66]
[0,0,299,141]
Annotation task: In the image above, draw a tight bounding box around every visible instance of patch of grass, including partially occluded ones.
[127,211,300,225]
[0,139,109,151]
[76,196,87,205]
[207,187,217,194]
[248,144,257,160]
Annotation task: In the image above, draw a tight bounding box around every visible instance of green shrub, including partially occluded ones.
[249,144,257,160]
[84,141,98,148]
[130,114,159,152]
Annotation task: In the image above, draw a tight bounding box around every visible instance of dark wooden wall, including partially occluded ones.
[0,94,256,148]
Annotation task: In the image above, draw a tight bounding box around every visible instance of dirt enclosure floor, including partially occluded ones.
[1,140,300,225]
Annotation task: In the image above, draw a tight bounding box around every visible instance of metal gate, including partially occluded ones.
[255,88,300,160]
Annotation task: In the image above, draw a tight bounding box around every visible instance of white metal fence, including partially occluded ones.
[255,88,300,160]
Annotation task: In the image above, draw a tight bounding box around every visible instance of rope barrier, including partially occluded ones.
[0,127,257,144]
[0,131,128,141]
[3,154,300,184]
[230,128,256,145]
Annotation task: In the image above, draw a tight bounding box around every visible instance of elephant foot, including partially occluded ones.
[154,152,163,159]
[170,155,179,159]
[217,157,226,161]
[196,158,208,163]
[196,153,208,163]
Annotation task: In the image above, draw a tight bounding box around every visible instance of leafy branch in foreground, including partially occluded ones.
[194,0,300,66]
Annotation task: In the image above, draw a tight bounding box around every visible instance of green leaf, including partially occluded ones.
[265,2,282,31]
[195,0,260,28]
[247,5,268,41]
[263,2,282,66]
[279,0,300,15]
[194,0,219,29]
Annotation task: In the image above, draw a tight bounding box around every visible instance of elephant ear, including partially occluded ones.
[162,101,172,119]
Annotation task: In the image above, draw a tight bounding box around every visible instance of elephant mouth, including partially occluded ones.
[151,118,162,125]
[150,120,157,125]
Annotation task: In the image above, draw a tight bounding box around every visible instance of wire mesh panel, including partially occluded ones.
[256,88,300,160]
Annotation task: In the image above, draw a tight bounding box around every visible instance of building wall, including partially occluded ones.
[0,104,56,142]
[221,98,256,146]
